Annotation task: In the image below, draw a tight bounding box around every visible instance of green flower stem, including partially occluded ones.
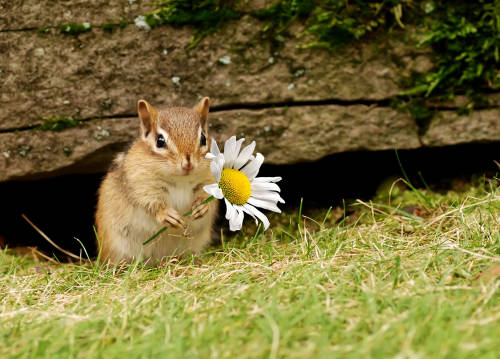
[143,195,216,245]
[142,226,168,246]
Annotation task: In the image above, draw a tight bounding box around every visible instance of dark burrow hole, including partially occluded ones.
[0,142,498,259]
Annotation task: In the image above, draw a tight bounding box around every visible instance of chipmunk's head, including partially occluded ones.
[137,97,212,176]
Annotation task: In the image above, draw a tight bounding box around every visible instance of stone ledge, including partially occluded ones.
[0,1,153,31]
[422,109,500,147]
[0,104,419,181]
[0,15,415,130]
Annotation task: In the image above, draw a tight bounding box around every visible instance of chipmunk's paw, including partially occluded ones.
[156,207,185,228]
[191,198,210,219]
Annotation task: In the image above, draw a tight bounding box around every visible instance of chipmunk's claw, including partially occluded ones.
[191,198,210,219]
[157,207,185,228]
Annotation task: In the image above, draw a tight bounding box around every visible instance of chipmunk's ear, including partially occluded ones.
[194,97,210,133]
[138,99,157,138]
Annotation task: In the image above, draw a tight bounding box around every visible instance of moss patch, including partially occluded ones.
[36,116,81,131]
[144,0,242,49]
[102,21,129,32]
[142,1,498,111]
[406,0,500,97]
[256,1,500,101]
[59,22,92,36]
[37,27,51,35]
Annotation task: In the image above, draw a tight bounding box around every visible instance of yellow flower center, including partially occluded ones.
[219,168,251,205]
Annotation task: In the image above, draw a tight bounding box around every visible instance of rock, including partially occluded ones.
[0,15,415,131]
[0,1,154,31]
[422,109,500,146]
[211,105,420,164]
[0,118,136,181]
[0,2,499,182]
[0,0,274,31]
[0,105,420,181]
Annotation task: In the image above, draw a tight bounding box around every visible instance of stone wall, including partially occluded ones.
[1,1,499,181]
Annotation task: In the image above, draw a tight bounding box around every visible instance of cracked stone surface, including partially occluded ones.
[210,105,421,164]
[0,0,274,31]
[0,2,499,182]
[0,118,136,181]
[0,1,154,31]
[422,109,500,147]
[0,105,422,181]
[0,14,415,130]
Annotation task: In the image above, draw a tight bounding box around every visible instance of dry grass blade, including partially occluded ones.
[21,214,84,261]
[31,247,59,264]
[426,196,499,227]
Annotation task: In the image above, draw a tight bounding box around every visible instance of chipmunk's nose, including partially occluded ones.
[181,154,193,172]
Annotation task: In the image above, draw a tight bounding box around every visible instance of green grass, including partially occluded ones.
[1,177,499,358]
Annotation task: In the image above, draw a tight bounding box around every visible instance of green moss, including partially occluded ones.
[140,0,498,112]
[59,22,92,36]
[144,0,242,49]
[38,27,51,35]
[102,21,129,32]
[36,116,81,131]
[406,0,500,97]
[252,0,315,38]
[407,99,434,135]
[256,0,500,104]
[253,0,408,49]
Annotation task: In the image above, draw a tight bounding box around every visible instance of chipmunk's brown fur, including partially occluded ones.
[95,98,218,264]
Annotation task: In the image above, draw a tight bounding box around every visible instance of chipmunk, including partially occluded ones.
[95,97,218,264]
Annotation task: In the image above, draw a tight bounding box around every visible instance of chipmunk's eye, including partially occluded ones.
[200,133,207,147]
[156,134,166,148]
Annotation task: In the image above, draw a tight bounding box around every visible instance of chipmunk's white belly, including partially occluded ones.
[124,179,210,262]
[166,180,197,214]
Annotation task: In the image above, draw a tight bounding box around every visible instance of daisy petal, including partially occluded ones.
[209,161,219,181]
[251,181,281,192]
[243,204,270,231]
[251,191,285,204]
[223,136,235,154]
[210,138,220,157]
[205,153,216,159]
[233,138,245,157]
[253,177,282,183]
[223,136,236,168]
[226,138,245,169]
[224,199,236,220]
[247,197,282,213]
[241,153,264,181]
[239,204,258,225]
[209,154,224,182]
[233,141,256,170]
[229,206,244,231]
[203,184,223,199]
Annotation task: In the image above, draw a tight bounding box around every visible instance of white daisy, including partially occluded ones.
[203,136,284,231]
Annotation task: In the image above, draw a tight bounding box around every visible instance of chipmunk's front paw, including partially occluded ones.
[156,207,185,228]
[191,198,211,219]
